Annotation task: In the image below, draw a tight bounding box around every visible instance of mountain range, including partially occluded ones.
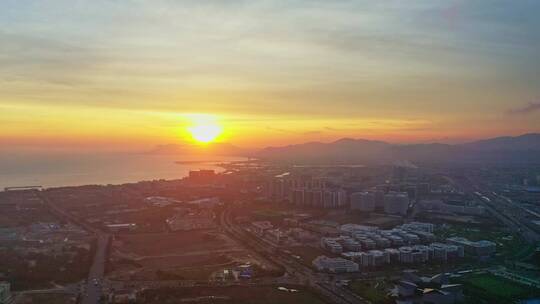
[254,133,540,165]
[150,133,540,165]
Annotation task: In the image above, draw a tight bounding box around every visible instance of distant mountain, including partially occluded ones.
[149,142,249,156]
[254,133,540,165]
[257,138,392,164]
[462,133,540,151]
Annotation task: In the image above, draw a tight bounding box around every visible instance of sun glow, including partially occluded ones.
[186,114,223,143]
[188,124,222,143]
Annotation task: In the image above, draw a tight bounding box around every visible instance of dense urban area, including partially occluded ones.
[1,160,540,304]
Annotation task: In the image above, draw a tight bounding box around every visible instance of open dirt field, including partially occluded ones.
[109,230,276,281]
[114,230,237,257]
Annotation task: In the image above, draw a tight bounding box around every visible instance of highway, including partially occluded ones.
[82,234,110,304]
[37,191,110,304]
[219,206,368,304]
[450,175,540,244]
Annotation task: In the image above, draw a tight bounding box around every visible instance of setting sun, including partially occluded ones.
[188,123,222,143]
[185,114,223,143]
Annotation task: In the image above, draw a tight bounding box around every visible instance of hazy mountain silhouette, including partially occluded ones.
[462,133,540,151]
[255,133,540,164]
[257,138,391,163]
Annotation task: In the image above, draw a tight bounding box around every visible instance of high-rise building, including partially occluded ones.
[350,192,375,212]
[311,190,323,207]
[304,190,314,206]
[404,185,417,200]
[393,166,408,182]
[322,189,347,209]
[384,192,409,215]
[292,189,304,205]
[416,183,431,196]
[267,175,331,207]
[374,190,385,210]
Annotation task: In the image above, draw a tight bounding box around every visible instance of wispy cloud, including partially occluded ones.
[265,127,322,136]
[507,102,540,115]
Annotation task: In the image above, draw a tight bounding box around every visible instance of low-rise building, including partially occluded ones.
[251,221,273,235]
[265,228,287,244]
[312,256,359,273]
[446,237,496,258]
[395,273,463,304]
[0,281,12,304]
[106,223,137,232]
[400,222,435,233]
[109,289,137,304]
[321,237,344,254]
[289,228,317,242]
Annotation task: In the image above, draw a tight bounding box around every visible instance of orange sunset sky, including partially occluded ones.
[1,1,540,151]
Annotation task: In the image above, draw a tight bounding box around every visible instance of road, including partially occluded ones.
[37,189,365,304]
[37,191,110,304]
[450,175,540,244]
[82,234,110,304]
[219,206,368,304]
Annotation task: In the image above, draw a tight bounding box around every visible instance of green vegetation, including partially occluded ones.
[349,280,392,304]
[466,275,527,297]
[436,225,505,242]
[155,255,234,280]
[0,203,58,228]
[0,244,94,290]
[435,224,533,261]
[137,285,328,304]
[456,273,540,304]
[287,246,331,266]
[19,293,77,304]
[512,244,537,261]
[320,211,369,225]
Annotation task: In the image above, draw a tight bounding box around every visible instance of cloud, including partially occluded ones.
[265,126,297,134]
[507,102,540,115]
[265,127,322,136]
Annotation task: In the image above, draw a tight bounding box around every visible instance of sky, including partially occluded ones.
[1,0,540,151]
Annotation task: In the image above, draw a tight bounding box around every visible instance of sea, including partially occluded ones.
[0,151,245,190]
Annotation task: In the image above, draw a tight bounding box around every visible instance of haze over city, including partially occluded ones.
[1,2,540,304]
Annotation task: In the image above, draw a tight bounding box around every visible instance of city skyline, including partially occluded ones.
[2,2,540,303]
